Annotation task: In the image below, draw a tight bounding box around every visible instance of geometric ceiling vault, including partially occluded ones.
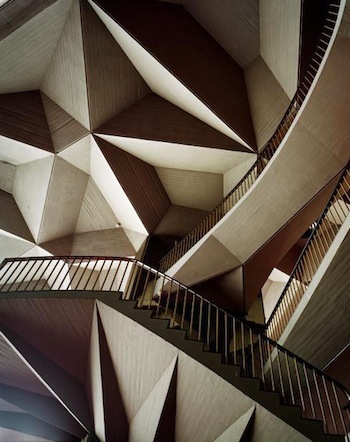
[0,0,257,262]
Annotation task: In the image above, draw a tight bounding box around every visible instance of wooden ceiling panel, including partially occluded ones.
[0,233,33,263]
[71,229,135,256]
[0,190,34,243]
[57,135,91,174]
[80,0,150,130]
[41,92,89,153]
[97,93,250,152]
[75,177,119,233]
[0,297,95,383]
[95,137,170,233]
[0,335,50,397]
[38,157,89,244]
[90,0,256,149]
[41,0,90,129]
[184,0,259,69]
[0,161,15,194]
[13,156,54,243]
[0,0,73,94]
[0,91,53,153]
[0,0,57,40]
[156,167,222,211]
[153,205,209,238]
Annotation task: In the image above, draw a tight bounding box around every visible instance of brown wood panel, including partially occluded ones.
[325,346,350,390]
[0,297,94,385]
[80,0,150,130]
[94,0,256,149]
[97,93,250,152]
[153,205,208,238]
[0,91,53,152]
[0,190,34,242]
[95,137,170,233]
[41,93,89,153]
[243,173,341,311]
[0,0,57,40]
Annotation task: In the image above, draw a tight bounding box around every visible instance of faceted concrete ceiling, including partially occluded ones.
[0,0,256,261]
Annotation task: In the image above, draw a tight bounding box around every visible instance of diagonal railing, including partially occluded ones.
[159,0,342,273]
[267,163,350,342]
[0,255,349,438]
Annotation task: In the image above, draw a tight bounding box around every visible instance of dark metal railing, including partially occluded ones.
[267,164,350,341]
[0,255,349,438]
[159,0,342,273]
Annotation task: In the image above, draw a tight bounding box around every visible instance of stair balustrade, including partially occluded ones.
[267,163,350,341]
[1,254,349,439]
[159,1,342,273]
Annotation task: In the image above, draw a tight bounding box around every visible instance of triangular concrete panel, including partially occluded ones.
[97,93,250,152]
[214,406,256,442]
[37,157,89,244]
[0,91,53,153]
[41,0,90,129]
[0,232,34,263]
[87,0,254,151]
[80,0,150,130]
[0,0,73,94]
[58,135,91,175]
[75,177,119,233]
[129,355,177,442]
[41,93,89,153]
[12,156,54,243]
[96,308,129,441]
[0,190,34,243]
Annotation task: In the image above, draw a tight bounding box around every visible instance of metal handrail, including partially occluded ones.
[159,0,342,273]
[0,255,349,438]
[267,163,350,341]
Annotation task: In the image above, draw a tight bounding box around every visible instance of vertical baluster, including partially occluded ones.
[322,377,338,434]
[20,259,41,291]
[164,279,173,319]
[241,322,246,374]
[331,382,348,438]
[233,317,237,365]
[180,288,188,329]
[54,257,72,290]
[293,358,305,412]
[215,307,219,352]
[285,353,295,405]
[189,293,196,339]
[313,370,327,432]
[303,364,316,419]
[107,259,122,292]
[267,341,276,392]
[171,284,180,327]
[258,335,265,385]
[249,328,255,378]
[198,297,204,340]
[83,259,99,290]
[100,259,115,292]
[117,260,131,293]
[224,312,228,364]
[276,349,286,401]
[206,302,211,351]
[6,259,30,291]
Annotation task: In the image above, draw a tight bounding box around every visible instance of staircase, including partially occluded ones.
[0,256,349,441]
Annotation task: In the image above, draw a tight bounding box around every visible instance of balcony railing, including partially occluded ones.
[159,0,341,273]
[0,255,349,438]
[267,163,350,341]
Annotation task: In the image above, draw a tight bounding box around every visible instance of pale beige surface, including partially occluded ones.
[75,178,119,233]
[154,205,208,237]
[0,427,51,442]
[71,229,135,257]
[156,167,223,211]
[13,156,54,243]
[41,0,90,129]
[0,161,15,193]
[57,135,91,174]
[244,56,290,149]
[0,234,33,263]
[87,307,106,442]
[214,406,255,442]
[260,0,301,98]
[129,356,177,442]
[0,135,52,166]
[0,0,72,94]
[38,157,89,244]
[223,156,257,196]
[97,301,178,421]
